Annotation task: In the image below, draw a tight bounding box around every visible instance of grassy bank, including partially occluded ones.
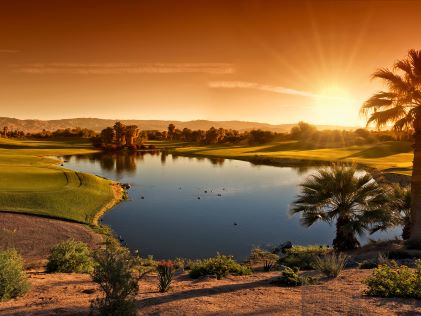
[0,138,119,224]
[153,140,413,176]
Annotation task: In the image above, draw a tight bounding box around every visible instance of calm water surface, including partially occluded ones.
[62,152,397,260]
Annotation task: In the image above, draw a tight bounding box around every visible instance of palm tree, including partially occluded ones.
[360,49,421,240]
[290,164,386,251]
[371,184,412,240]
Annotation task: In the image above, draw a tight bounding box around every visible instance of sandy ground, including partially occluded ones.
[0,213,102,268]
[0,269,420,315]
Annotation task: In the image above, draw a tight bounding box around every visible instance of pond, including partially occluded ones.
[62,151,398,260]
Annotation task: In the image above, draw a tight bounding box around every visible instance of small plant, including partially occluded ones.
[364,260,421,298]
[47,239,94,273]
[157,260,174,293]
[249,247,279,271]
[272,268,304,286]
[90,240,140,316]
[312,253,347,278]
[189,254,252,280]
[0,249,30,301]
[405,239,421,250]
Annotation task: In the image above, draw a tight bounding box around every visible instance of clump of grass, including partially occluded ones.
[47,239,94,273]
[312,253,347,278]
[249,247,279,271]
[364,260,421,298]
[0,249,30,301]
[157,260,174,293]
[189,254,252,280]
[271,267,314,287]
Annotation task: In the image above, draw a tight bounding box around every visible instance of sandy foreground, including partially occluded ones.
[0,213,420,315]
[0,269,419,316]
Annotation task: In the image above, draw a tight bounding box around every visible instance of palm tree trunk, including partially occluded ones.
[410,117,421,240]
[333,215,360,251]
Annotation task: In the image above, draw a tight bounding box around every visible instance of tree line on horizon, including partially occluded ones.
[0,120,412,150]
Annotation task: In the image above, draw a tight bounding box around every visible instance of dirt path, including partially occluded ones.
[0,269,419,315]
[0,213,103,268]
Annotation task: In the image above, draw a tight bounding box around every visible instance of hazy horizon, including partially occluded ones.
[1,1,421,126]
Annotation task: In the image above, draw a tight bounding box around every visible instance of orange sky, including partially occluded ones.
[0,0,420,126]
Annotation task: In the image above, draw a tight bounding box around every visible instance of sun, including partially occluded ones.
[313,85,359,126]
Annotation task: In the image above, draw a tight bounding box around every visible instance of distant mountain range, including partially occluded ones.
[0,117,359,133]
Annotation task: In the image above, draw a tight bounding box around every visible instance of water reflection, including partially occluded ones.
[62,152,398,260]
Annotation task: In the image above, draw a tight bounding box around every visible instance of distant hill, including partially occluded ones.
[0,117,359,133]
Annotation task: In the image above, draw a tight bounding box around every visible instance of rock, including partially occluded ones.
[272,241,293,254]
[121,183,131,189]
[197,197,201,200]
[141,196,145,199]
[82,289,96,294]
[217,193,222,197]
[397,259,417,268]
[344,260,359,269]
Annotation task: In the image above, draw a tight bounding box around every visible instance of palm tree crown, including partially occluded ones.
[290,164,386,251]
[360,49,421,131]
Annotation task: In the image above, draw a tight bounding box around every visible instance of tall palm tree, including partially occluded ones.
[290,164,386,251]
[360,49,421,240]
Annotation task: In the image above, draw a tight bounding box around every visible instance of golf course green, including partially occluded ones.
[0,138,118,224]
[169,140,414,176]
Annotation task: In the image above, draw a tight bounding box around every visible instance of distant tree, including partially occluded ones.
[114,122,126,146]
[124,125,139,147]
[360,49,421,241]
[100,127,116,145]
[291,164,386,251]
[168,124,176,140]
[290,121,317,140]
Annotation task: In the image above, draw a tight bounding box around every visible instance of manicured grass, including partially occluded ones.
[163,140,413,176]
[0,138,116,224]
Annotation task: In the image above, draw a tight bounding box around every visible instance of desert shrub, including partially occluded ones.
[271,267,314,287]
[364,260,421,298]
[278,245,330,270]
[90,240,140,316]
[359,260,378,269]
[0,249,30,301]
[249,247,279,271]
[157,260,174,293]
[47,239,94,273]
[405,239,421,250]
[189,254,252,280]
[312,253,347,278]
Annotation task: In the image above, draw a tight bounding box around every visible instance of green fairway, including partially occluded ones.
[0,138,117,224]
[168,140,413,176]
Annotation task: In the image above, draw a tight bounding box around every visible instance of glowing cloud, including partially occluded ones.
[12,63,235,74]
[208,81,349,101]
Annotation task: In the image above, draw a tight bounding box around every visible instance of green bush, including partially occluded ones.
[271,267,313,287]
[90,240,140,316]
[364,260,421,298]
[312,253,347,278]
[189,254,252,280]
[249,247,279,271]
[47,239,94,273]
[405,239,421,250]
[0,249,30,301]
